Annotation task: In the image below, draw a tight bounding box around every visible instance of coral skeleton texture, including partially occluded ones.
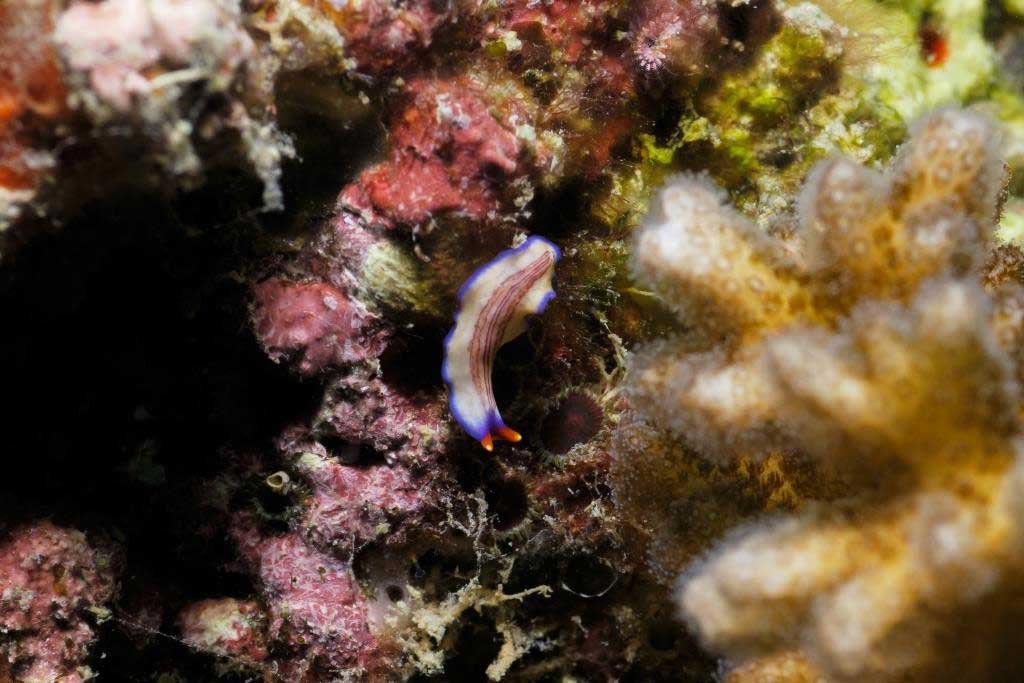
[628,107,1024,681]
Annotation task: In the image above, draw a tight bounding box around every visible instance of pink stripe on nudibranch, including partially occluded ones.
[442,236,561,451]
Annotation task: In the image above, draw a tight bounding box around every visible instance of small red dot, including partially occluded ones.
[919,26,949,68]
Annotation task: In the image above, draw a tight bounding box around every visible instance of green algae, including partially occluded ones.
[596,0,1023,235]
[998,200,1024,245]
[362,241,447,319]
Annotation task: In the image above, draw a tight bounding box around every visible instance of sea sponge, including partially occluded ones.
[622,107,1024,681]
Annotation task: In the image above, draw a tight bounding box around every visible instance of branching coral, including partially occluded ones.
[632,107,1008,461]
[624,107,1024,681]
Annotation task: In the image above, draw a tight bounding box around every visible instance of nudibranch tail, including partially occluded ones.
[442,235,561,450]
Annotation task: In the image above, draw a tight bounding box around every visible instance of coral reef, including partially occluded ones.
[53,0,294,207]
[2,0,1024,679]
[630,107,1006,459]
[0,0,296,232]
[622,107,1024,681]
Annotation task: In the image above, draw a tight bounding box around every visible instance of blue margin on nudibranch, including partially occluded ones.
[452,235,562,304]
[441,235,561,442]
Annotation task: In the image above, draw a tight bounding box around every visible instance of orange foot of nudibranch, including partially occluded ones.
[480,427,522,452]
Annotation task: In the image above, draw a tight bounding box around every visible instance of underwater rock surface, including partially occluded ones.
[1,0,1023,680]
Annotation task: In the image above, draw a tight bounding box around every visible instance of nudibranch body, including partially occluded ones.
[443,236,561,451]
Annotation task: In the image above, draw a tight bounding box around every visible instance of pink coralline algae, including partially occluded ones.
[314,375,451,466]
[342,76,528,230]
[0,522,119,683]
[252,278,390,375]
[288,444,424,549]
[232,527,385,679]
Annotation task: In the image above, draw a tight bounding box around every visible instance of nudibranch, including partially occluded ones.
[443,236,561,451]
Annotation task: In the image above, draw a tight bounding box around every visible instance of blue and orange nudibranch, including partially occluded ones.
[442,236,561,451]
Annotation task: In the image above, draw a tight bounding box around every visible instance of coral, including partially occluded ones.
[289,444,424,549]
[0,522,120,683]
[622,107,1024,681]
[341,74,534,231]
[630,108,1006,458]
[612,411,814,582]
[722,651,824,683]
[310,369,451,467]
